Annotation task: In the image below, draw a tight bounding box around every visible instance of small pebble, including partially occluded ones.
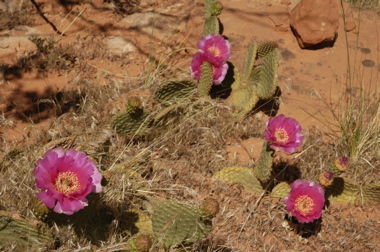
[362,60,375,68]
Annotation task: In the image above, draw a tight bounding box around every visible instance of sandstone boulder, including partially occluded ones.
[290,0,339,49]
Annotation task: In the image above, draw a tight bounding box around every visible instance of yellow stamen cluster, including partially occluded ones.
[208,46,221,57]
[294,195,315,215]
[274,128,289,144]
[55,171,81,195]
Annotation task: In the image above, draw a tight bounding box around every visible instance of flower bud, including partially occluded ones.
[318,171,334,187]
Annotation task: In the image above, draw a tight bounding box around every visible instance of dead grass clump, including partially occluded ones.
[0,2,34,32]
[346,0,380,14]
[149,100,265,175]
[104,0,141,16]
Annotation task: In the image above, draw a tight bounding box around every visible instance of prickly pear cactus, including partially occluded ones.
[229,43,280,117]
[241,42,258,82]
[203,0,222,35]
[256,42,278,59]
[155,80,197,106]
[250,49,280,100]
[152,200,212,248]
[32,198,50,221]
[198,61,214,97]
[204,0,219,18]
[213,166,263,193]
[125,96,143,116]
[271,182,291,198]
[111,97,153,136]
[0,211,53,250]
[254,142,274,183]
[203,16,220,36]
[229,78,260,118]
[325,177,359,204]
[361,184,380,205]
[210,1,223,16]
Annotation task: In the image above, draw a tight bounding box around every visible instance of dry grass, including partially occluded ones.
[346,0,380,14]
[0,1,34,32]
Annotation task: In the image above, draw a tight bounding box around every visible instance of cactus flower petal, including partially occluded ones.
[190,52,228,85]
[283,180,325,223]
[264,114,304,153]
[197,33,231,65]
[34,147,102,215]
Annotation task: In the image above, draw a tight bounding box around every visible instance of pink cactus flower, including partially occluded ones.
[264,114,304,153]
[34,147,102,215]
[197,34,231,66]
[283,180,325,223]
[190,52,229,85]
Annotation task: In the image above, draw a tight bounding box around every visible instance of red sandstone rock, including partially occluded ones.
[290,0,339,49]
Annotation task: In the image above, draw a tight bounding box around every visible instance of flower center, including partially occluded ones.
[54,171,81,195]
[208,46,221,57]
[274,128,289,143]
[294,195,315,215]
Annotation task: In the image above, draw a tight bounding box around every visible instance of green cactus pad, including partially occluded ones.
[202,16,220,36]
[152,200,212,248]
[242,42,258,82]
[204,0,219,18]
[251,49,280,100]
[121,209,153,238]
[198,61,214,97]
[271,182,291,198]
[256,42,279,59]
[325,177,359,204]
[0,211,53,250]
[155,80,197,106]
[32,199,50,221]
[213,166,263,193]
[126,96,143,116]
[111,110,153,136]
[360,184,380,205]
[254,142,274,183]
[229,73,260,117]
[210,1,223,16]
